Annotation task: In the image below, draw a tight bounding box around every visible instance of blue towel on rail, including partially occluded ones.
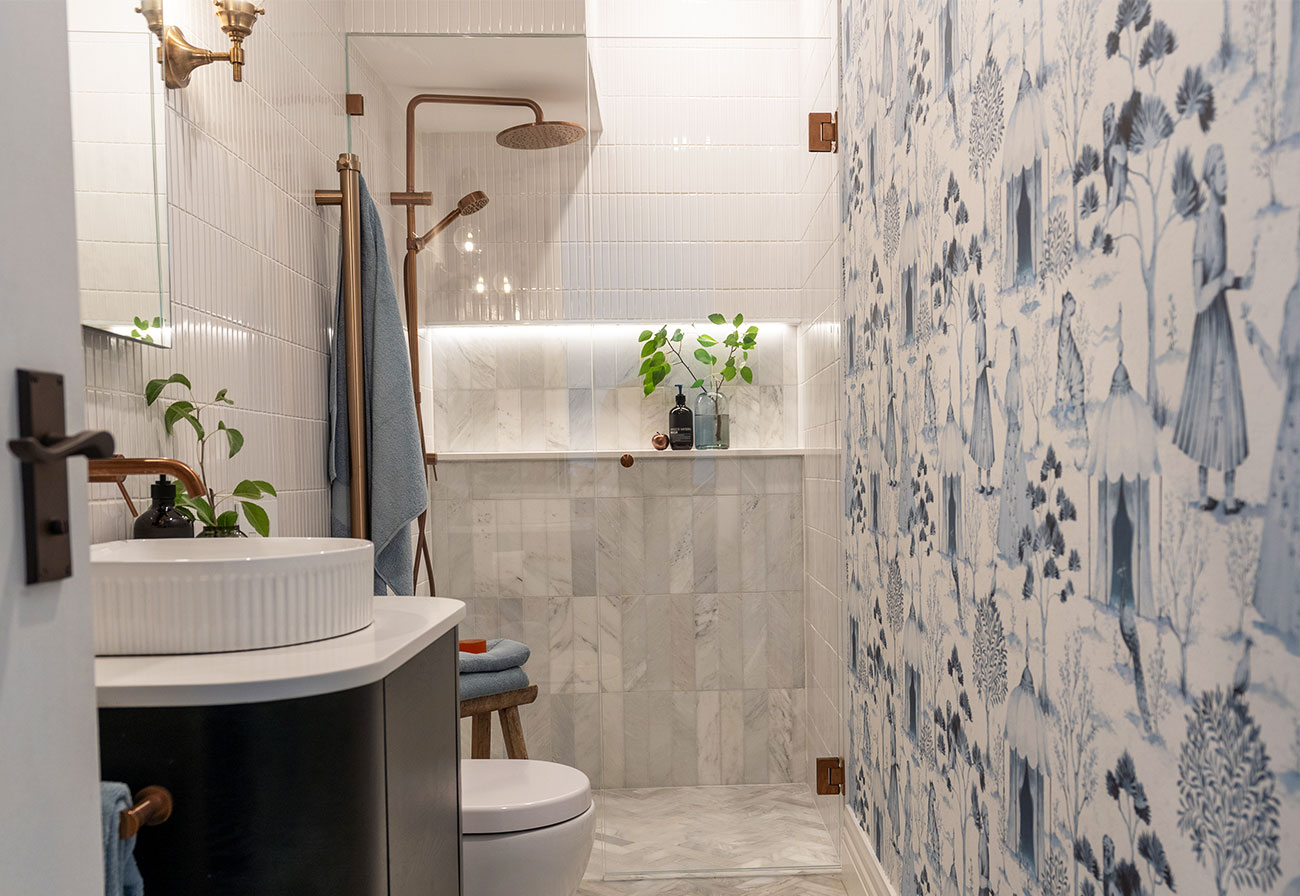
[328,175,426,595]
[460,667,531,701]
[101,782,144,896]
[459,638,531,674]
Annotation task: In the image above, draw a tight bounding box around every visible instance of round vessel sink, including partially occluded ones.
[91,538,374,656]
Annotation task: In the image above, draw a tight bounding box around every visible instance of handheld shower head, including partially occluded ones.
[458,190,489,215]
[410,191,490,253]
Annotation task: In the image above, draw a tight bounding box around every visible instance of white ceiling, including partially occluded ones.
[347,34,599,135]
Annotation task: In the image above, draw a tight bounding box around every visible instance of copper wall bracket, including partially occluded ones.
[163,1,264,89]
[816,756,845,795]
[346,93,365,116]
[808,112,838,153]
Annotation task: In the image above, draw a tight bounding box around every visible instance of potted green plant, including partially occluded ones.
[145,373,277,537]
[637,313,759,449]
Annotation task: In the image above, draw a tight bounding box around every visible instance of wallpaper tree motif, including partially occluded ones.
[841,2,1300,896]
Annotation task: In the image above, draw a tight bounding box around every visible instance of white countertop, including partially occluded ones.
[95,597,466,708]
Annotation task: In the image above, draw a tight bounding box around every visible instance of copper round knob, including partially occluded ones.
[620,454,635,468]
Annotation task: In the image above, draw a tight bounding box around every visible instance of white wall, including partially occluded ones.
[1,1,107,892]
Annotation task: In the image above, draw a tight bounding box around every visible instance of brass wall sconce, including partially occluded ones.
[135,0,163,38]
[162,1,265,89]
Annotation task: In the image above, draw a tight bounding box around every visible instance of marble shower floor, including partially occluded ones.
[586,784,840,880]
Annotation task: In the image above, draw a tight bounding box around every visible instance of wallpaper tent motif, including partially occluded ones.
[869,420,886,533]
[1005,663,1048,876]
[1002,70,1046,288]
[903,603,924,737]
[1088,350,1160,617]
[938,403,965,555]
[901,201,920,342]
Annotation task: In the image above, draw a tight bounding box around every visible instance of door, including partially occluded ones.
[0,2,104,893]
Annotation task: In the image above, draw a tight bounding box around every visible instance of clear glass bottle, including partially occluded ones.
[693,390,730,449]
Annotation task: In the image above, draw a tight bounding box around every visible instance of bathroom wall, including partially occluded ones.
[842,3,1300,896]
[796,0,845,847]
[433,453,806,788]
[1,1,107,888]
[82,0,350,543]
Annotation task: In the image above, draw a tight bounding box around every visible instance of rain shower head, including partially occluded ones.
[411,190,490,253]
[496,119,586,150]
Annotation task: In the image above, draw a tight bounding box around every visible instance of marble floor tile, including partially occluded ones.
[590,784,840,878]
[577,877,847,895]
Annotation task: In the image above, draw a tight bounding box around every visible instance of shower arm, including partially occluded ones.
[409,207,463,253]
[401,94,544,193]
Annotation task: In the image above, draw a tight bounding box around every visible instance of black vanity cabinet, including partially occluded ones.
[98,628,462,896]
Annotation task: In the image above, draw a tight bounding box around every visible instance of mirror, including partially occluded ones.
[67,0,170,347]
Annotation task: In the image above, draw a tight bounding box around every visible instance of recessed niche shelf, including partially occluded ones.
[431,447,819,462]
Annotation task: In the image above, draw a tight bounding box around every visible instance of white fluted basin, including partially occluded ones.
[91,538,374,656]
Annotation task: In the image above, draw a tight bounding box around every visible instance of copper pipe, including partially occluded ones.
[402,94,543,191]
[119,786,173,840]
[315,154,369,539]
[89,456,205,501]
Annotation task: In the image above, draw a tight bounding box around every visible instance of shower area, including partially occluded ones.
[343,5,843,881]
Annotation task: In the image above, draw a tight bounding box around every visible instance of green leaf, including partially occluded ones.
[145,373,192,406]
[733,313,744,327]
[694,348,715,365]
[691,378,705,389]
[638,329,653,342]
[650,366,667,386]
[722,367,737,382]
[724,332,739,347]
[740,366,754,384]
[641,339,658,358]
[163,400,195,434]
[231,479,265,499]
[181,495,216,527]
[217,422,244,458]
[671,329,684,342]
[216,510,239,528]
[698,334,718,347]
[214,387,233,405]
[708,313,727,326]
[746,326,759,337]
[252,480,277,497]
[152,317,162,328]
[644,381,656,396]
[241,502,271,537]
[134,316,148,330]
[639,357,656,375]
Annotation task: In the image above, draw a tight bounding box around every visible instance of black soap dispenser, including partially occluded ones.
[669,385,694,450]
[133,475,195,539]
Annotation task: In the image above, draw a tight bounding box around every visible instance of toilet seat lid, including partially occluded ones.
[461,759,592,834]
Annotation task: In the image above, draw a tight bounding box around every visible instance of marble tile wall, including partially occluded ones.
[425,322,799,453]
[431,454,806,788]
[82,0,353,544]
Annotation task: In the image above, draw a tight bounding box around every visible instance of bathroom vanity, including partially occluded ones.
[96,597,466,896]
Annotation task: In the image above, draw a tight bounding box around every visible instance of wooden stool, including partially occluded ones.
[460,685,538,759]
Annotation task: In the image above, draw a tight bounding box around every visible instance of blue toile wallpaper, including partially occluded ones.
[841,2,1300,896]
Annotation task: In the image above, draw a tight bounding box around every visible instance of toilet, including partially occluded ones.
[460,759,595,896]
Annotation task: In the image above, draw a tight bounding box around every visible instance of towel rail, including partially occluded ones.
[315,153,369,540]
[120,786,173,840]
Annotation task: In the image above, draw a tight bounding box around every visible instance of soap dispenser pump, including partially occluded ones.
[668,385,693,450]
[133,475,196,539]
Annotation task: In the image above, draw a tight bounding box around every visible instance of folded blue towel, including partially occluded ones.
[101,782,144,896]
[329,175,427,596]
[460,667,531,701]
[459,638,531,674]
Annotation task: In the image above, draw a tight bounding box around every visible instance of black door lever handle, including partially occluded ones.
[8,430,115,465]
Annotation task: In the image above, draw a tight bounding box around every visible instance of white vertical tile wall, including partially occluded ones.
[83,0,350,543]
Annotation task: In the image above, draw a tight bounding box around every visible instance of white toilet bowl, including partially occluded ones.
[461,759,595,896]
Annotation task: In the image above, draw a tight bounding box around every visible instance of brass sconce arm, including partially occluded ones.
[163,1,264,89]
